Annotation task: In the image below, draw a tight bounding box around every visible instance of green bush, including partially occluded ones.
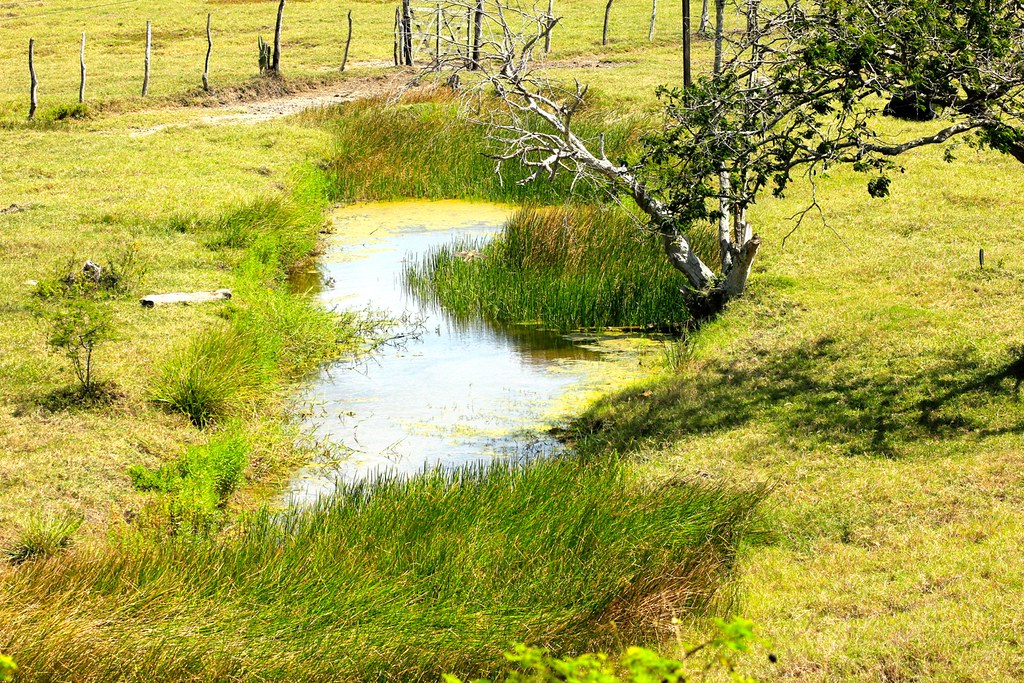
[0,655,15,682]
[445,618,767,683]
[34,243,147,301]
[45,102,91,121]
[129,432,250,534]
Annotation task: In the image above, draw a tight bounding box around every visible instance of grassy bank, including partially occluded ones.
[0,96,353,539]
[405,204,700,330]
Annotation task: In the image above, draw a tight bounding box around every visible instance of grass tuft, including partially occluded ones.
[4,515,83,565]
[149,323,271,428]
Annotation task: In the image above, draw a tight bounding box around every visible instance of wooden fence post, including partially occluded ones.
[602,0,613,45]
[28,38,37,120]
[80,32,87,103]
[391,5,399,65]
[203,14,212,91]
[434,3,441,64]
[272,0,285,73]
[341,9,352,71]
[471,0,482,69]
[544,0,553,53]
[401,0,413,65]
[682,0,691,86]
[142,20,151,96]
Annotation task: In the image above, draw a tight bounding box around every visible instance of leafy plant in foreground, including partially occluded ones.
[444,617,770,683]
[129,432,250,534]
[0,655,15,682]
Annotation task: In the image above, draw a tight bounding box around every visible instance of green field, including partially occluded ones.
[2,0,1024,680]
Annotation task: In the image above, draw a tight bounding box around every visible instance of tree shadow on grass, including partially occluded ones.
[21,381,124,415]
[571,336,1024,459]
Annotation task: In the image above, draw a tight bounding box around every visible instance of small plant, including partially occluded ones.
[150,324,270,427]
[129,432,250,534]
[444,618,768,683]
[46,298,112,396]
[258,36,273,73]
[4,514,83,565]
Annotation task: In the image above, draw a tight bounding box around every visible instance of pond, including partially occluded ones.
[285,201,650,504]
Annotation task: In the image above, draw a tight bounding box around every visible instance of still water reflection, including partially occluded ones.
[286,201,612,503]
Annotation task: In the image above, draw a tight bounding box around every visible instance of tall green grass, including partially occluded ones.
[0,456,761,682]
[406,204,704,331]
[314,94,640,204]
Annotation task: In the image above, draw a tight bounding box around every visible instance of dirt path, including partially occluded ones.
[128,69,406,137]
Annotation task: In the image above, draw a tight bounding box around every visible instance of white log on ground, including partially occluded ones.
[141,289,232,308]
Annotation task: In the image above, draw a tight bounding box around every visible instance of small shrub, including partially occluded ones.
[35,243,148,300]
[4,514,83,565]
[45,298,112,395]
[46,102,91,121]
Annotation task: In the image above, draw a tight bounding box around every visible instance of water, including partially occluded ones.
[286,201,635,503]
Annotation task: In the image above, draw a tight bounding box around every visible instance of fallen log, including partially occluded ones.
[141,288,232,308]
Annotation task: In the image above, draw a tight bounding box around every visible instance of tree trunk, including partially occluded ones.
[648,0,656,41]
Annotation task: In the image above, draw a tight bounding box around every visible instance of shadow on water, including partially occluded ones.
[287,202,624,503]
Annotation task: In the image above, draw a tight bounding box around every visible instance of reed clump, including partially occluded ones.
[406,204,701,331]
[0,457,761,681]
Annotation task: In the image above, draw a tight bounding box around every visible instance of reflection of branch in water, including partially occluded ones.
[380,437,410,464]
[340,307,429,376]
